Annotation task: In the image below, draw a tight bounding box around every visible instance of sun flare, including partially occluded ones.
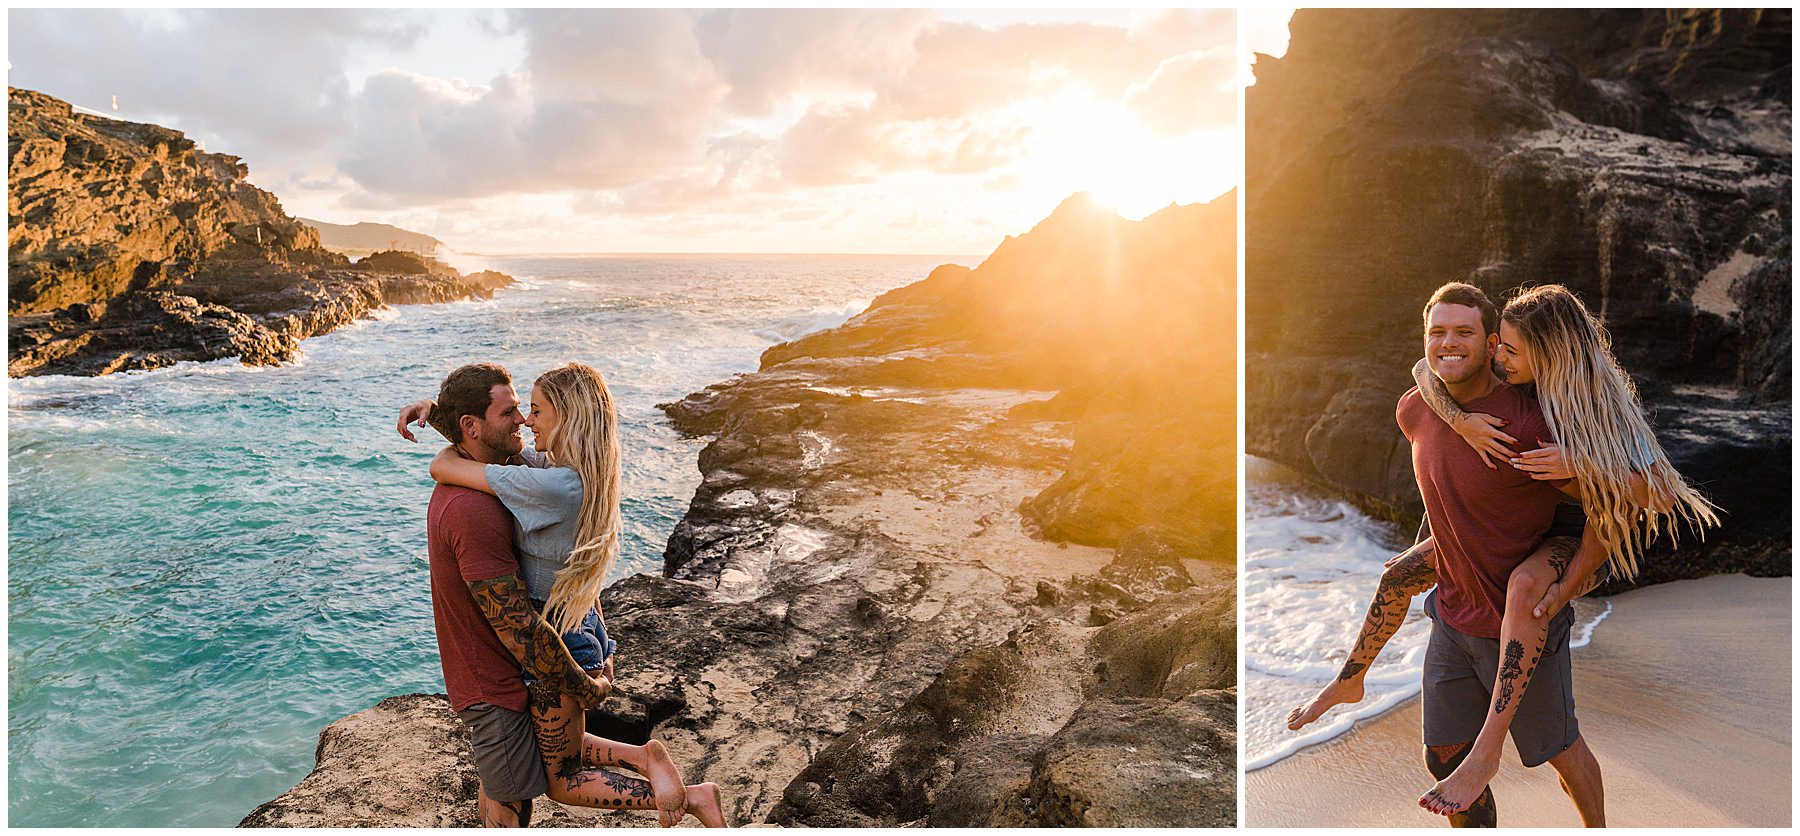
[1007,93,1234,221]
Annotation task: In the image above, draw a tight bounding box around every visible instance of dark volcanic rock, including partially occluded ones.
[8,87,512,377]
[1246,9,1792,579]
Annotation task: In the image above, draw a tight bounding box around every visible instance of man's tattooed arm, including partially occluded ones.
[1413,357,1471,426]
[469,574,609,709]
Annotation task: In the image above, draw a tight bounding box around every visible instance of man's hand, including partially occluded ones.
[1511,442,1572,481]
[467,574,608,709]
[397,398,437,442]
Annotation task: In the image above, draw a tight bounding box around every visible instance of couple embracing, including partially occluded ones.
[399,362,726,827]
[1288,282,1718,827]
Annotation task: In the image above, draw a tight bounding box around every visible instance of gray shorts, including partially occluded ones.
[458,703,548,802]
[1421,591,1579,768]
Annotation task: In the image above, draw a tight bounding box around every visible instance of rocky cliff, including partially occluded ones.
[1245,9,1791,585]
[8,87,510,377]
[247,193,1238,826]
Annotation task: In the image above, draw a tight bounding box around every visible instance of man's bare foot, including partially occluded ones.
[1419,755,1499,816]
[685,782,726,828]
[1286,675,1365,730]
[639,739,687,825]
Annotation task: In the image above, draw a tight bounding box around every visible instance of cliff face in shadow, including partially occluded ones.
[246,193,1237,826]
[8,87,510,377]
[1246,9,1791,585]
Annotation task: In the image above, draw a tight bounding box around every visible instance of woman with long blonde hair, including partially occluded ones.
[403,363,724,827]
[1287,284,1717,822]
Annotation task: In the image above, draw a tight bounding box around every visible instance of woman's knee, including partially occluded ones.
[1507,561,1556,610]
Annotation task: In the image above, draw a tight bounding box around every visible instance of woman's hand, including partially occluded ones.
[1452,412,1516,470]
[587,669,614,700]
[396,399,436,442]
[1511,442,1572,481]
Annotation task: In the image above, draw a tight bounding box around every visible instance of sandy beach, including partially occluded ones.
[1246,573,1791,828]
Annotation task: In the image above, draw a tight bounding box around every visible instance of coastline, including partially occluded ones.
[1245,573,1791,827]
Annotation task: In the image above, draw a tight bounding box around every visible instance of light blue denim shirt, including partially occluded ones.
[487,448,582,601]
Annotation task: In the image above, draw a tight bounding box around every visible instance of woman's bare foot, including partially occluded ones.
[1286,675,1365,730]
[1420,754,1499,816]
[685,782,725,828]
[639,739,687,826]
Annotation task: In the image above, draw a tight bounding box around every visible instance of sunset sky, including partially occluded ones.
[10,9,1237,255]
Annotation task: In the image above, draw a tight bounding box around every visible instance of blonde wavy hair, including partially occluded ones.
[1502,285,1719,580]
[533,363,623,634]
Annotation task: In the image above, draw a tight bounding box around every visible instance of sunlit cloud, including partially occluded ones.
[9,8,1239,253]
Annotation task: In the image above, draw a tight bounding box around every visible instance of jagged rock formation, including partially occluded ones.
[248,194,1237,826]
[1245,9,1792,586]
[8,87,510,377]
[299,217,445,257]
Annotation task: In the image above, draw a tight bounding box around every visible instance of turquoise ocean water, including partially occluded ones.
[7,254,964,827]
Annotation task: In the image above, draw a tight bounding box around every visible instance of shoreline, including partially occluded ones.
[1245,573,1791,827]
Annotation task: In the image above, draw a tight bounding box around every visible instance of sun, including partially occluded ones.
[1006,93,1235,220]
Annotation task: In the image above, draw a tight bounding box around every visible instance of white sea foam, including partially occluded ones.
[1244,456,1429,770]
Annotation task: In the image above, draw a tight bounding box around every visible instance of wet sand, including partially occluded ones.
[1245,574,1791,827]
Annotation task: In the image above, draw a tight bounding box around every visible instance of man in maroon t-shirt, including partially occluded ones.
[1399,284,1605,827]
[422,363,608,827]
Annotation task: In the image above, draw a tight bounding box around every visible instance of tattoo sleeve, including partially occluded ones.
[1412,357,1469,426]
[468,574,606,708]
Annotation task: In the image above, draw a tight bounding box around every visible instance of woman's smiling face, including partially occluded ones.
[1497,319,1536,386]
[525,388,560,452]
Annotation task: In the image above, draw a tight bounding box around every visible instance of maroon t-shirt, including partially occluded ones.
[1398,381,1571,638]
[428,484,529,713]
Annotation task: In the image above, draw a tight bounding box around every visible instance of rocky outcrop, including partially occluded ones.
[8,87,510,377]
[1245,9,1792,585]
[248,193,1237,826]
[299,217,444,257]
[637,192,1235,825]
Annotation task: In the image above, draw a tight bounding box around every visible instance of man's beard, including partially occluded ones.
[1432,351,1491,386]
[470,425,523,460]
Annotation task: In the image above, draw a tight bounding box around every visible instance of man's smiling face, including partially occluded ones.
[1424,302,1497,386]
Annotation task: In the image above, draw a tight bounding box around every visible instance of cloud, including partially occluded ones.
[1127,46,1239,137]
[8,9,423,158]
[12,8,1239,247]
[694,9,933,115]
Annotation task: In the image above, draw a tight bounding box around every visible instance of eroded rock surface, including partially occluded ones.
[8,87,511,377]
[1245,9,1791,585]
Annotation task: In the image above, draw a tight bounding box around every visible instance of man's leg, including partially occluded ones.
[1546,735,1605,827]
[1289,538,1438,730]
[1421,537,1576,815]
[1420,609,1500,827]
[1424,742,1497,828]
[477,785,532,828]
[460,703,547,828]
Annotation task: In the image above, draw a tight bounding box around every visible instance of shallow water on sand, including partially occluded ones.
[7,253,966,827]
